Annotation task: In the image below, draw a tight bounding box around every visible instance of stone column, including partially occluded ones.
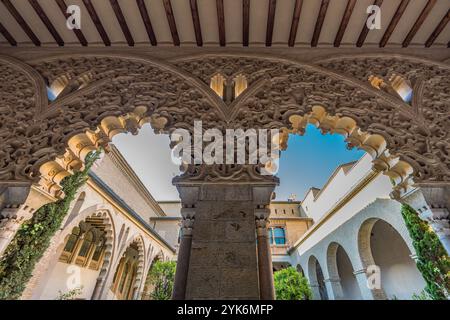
[401,185,450,255]
[309,282,321,300]
[173,169,278,300]
[172,207,195,300]
[323,277,343,300]
[255,207,275,300]
[353,268,386,300]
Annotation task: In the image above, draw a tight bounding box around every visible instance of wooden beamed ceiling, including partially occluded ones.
[0,0,448,48]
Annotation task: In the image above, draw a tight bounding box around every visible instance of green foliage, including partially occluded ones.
[144,260,176,300]
[0,151,101,300]
[412,289,432,300]
[274,266,313,300]
[56,286,84,300]
[401,204,450,300]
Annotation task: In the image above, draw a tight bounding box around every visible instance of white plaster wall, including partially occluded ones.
[92,154,160,222]
[300,154,374,222]
[289,198,426,300]
[39,262,99,300]
[158,202,182,217]
[371,221,425,300]
[297,173,393,254]
[337,246,362,300]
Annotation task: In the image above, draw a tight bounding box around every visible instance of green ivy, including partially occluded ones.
[0,150,101,300]
[274,266,313,300]
[401,204,450,300]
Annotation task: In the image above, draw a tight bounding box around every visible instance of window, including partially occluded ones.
[111,244,140,300]
[368,74,413,104]
[210,73,226,98]
[269,227,286,245]
[210,73,248,103]
[233,74,248,97]
[59,223,106,270]
[60,227,81,263]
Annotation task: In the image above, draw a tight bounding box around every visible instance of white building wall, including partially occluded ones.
[297,172,393,254]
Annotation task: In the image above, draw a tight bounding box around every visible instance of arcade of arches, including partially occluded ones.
[0,49,449,300]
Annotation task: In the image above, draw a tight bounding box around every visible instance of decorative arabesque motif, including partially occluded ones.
[174,55,450,186]
[0,53,449,204]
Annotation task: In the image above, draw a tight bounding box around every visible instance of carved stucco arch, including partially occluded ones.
[0,52,448,206]
[112,234,145,300]
[57,204,116,299]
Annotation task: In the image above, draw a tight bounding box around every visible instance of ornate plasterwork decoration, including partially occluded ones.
[174,54,449,189]
[173,164,280,185]
[0,53,448,205]
[315,54,450,186]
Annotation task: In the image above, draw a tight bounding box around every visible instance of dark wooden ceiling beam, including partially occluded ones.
[243,0,250,46]
[216,0,225,46]
[403,0,437,47]
[55,0,87,46]
[162,0,180,46]
[82,0,111,46]
[379,0,410,47]
[356,0,383,47]
[136,0,157,46]
[288,0,303,47]
[110,0,134,46]
[266,0,277,46]
[0,22,17,46]
[425,8,449,47]
[29,0,64,46]
[1,0,40,46]
[311,0,330,47]
[190,0,202,46]
[334,0,356,47]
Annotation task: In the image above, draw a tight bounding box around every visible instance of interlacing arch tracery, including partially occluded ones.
[0,52,449,207]
[111,234,145,300]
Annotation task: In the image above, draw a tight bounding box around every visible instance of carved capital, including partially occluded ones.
[180,207,195,236]
[255,207,270,236]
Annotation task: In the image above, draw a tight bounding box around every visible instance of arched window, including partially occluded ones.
[233,74,247,97]
[268,227,286,245]
[210,73,248,103]
[368,74,413,104]
[60,226,81,263]
[111,243,140,300]
[75,230,94,266]
[89,237,106,270]
[59,224,106,270]
[210,73,226,98]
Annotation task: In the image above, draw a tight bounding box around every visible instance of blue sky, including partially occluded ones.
[274,124,365,201]
[113,124,365,201]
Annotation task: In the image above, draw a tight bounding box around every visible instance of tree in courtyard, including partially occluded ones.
[144,260,176,300]
[274,266,313,300]
[401,204,449,300]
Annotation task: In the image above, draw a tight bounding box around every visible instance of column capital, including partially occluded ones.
[180,208,195,236]
[324,277,341,283]
[254,207,270,220]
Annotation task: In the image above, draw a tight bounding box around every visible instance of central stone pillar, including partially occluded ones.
[172,171,277,300]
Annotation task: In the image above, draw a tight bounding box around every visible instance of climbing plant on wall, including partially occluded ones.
[401,204,450,300]
[0,150,101,300]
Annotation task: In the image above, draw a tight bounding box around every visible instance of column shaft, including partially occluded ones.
[255,208,275,300]
[172,209,195,300]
